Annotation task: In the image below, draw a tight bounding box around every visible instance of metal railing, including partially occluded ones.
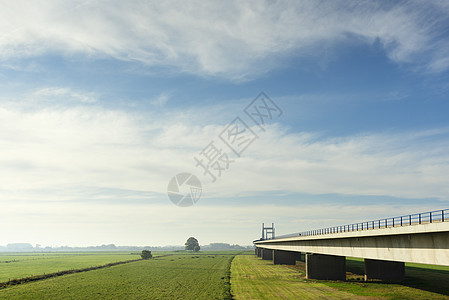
[269,208,449,240]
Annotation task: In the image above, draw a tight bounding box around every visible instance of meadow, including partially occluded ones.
[1,251,449,299]
[231,254,449,299]
[0,252,140,282]
[0,251,238,299]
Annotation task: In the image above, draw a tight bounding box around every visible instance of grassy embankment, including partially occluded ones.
[231,253,449,299]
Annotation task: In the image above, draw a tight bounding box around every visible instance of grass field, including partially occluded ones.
[0,252,142,282]
[231,254,357,299]
[325,258,449,298]
[2,251,448,299]
[0,252,239,299]
[231,254,449,299]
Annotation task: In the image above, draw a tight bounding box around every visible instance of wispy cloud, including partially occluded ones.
[2,90,449,245]
[1,94,449,205]
[0,200,433,246]
[0,1,448,80]
[150,92,171,107]
[34,87,97,103]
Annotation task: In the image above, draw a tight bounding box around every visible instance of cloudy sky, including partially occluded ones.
[1,0,449,247]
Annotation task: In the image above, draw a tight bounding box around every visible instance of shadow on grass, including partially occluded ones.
[345,259,449,296]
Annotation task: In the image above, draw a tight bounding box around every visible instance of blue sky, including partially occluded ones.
[1,0,449,246]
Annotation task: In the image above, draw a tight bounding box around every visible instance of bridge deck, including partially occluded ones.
[254,222,449,266]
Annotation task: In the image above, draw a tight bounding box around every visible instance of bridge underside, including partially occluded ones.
[255,248,407,281]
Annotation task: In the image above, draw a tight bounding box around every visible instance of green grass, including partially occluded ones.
[3,251,447,299]
[0,252,239,299]
[0,252,142,282]
[404,262,449,295]
[231,254,449,300]
[231,253,355,299]
[324,257,449,298]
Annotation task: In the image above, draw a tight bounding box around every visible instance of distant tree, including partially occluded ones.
[185,237,200,251]
[141,250,153,259]
[193,245,200,252]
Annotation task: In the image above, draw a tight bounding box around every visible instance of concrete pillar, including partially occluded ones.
[261,248,273,260]
[364,259,405,282]
[254,247,258,256]
[306,253,346,280]
[256,248,262,257]
[296,252,305,262]
[273,250,296,265]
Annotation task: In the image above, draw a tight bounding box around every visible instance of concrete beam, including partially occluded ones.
[306,253,346,280]
[261,248,273,260]
[273,250,296,265]
[364,259,405,282]
[253,222,449,266]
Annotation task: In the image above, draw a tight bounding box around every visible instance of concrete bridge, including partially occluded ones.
[254,209,449,281]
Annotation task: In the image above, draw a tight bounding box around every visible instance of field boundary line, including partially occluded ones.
[225,251,246,300]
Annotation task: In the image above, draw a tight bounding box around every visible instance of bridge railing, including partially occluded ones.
[269,208,449,240]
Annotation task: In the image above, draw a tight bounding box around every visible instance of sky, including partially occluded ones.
[1,0,449,247]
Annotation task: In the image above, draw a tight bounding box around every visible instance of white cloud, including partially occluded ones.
[0,1,448,80]
[1,94,449,245]
[1,97,449,204]
[0,200,432,246]
[150,92,171,107]
[34,87,97,103]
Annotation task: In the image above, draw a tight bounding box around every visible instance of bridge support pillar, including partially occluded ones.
[364,259,405,282]
[261,248,273,260]
[306,253,346,280]
[256,247,262,257]
[273,250,296,265]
